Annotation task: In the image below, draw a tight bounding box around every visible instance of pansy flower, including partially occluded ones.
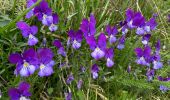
[80,14,96,38]
[135,46,152,66]
[65,92,72,100]
[42,13,59,32]
[9,48,38,77]
[68,30,83,49]
[158,76,170,81]
[77,79,83,89]
[146,69,154,81]
[86,33,106,60]
[105,48,114,67]
[34,0,52,21]
[16,21,38,46]
[8,82,31,100]
[142,34,151,45]
[91,64,99,79]
[37,48,55,77]
[117,35,126,50]
[159,85,169,93]
[106,25,118,44]
[152,40,163,69]
[53,39,66,56]
[66,74,74,84]
[26,0,37,19]
[144,17,157,33]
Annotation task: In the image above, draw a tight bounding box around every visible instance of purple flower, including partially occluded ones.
[142,34,151,45]
[77,79,83,89]
[66,74,74,84]
[106,25,118,44]
[42,13,59,32]
[152,40,163,70]
[86,33,106,60]
[80,14,96,38]
[16,21,38,46]
[68,30,83,49]
[34,0,52,21]
[117,35,126,50]
[26,0,37,19]
[91,64,99,79]
[37,48,55,77]
[159,85,169,93]
[8,48,38,77]
[105,48,114,67]
[146,69,154,81]
[53,39,66,56]
[158,76,170,81]
[65,92,72,100]
[8,82,31,100]
[135,46,152,66]
[144,17,157,32]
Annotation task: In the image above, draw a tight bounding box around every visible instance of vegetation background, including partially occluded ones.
[0,0,170,99]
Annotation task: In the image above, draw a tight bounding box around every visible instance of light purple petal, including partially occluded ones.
[58,47,66,57]
[106,58,114,67]
[153,61,163,69]
[109,35,117,44]
[28,34,38,46]
[72,40,81,49]
[91,47,105,60]
[136,27,145,35]
[49,24,58,32]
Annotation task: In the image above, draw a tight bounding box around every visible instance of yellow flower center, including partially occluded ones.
[40,64,45,69]
[23,62,29,68]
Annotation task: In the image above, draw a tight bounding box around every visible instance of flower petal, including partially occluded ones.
[8,53,22,64]
[98,33,106,50]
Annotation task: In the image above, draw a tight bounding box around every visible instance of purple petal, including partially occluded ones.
[89,14,96,35]
[105,48,114,58]
[136,27,145,35]
[65,92,72,100]
[117,44,125,50]
[155,40,161,51]
[158,76,170,81]
[72,40,81,49]
[86,36,96,50]
[112,26,118,35]
[146,17,157,30]
[135,48,143,57]
[91,64,99,79]
[109,35,117,44]
[77,79,83,89]
[52,13,59,24]
[23,48,38,65]
[16,21,30,37]
[19,67,30,77]
[142,34,151,45]
[106,25,111,35]
[98,33,106,50]
[153,61,163,69]
[42,15,53,26]
[68,30,75,39]
[38,63,54,77]
[80,19,89,37]
[58,47,66,57]
[28,34,38,46]
[8,53,22,64]
[160,85,169,93]
[146,69,155,81]
[66,74,74,84]
[8,88,20,100]
[26,10,34,19]
[143,46,151,58]
[132,12,145,27]
[49,24,58,32]
[91,47,105,60]
[106,58,114,67]
[136,57,148,66]
[37,48,54,64]
[75,30,83,42]
[53,39,62,48]
[126,8,134,22]
[18,82,30,94]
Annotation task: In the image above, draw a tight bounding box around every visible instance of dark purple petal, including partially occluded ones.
[75,30,83,42]
[8,88,20,100]
[135,48,143,57]
[86,36,96,50]
[126,8,134,22]
[155,40,161,51]
[89,14,96,35]
[68,30,75,40]
[146,17,157,30]
[105,48,114,58]
[53,39,62,48]
[143,46,151,58]
[112,26,118,35]
[91,64,99,79]
[80,19,89,37]
[16,21,30,37]
[132,12,145,27]
[158,76,170,81]
[98,33,106,50]
[9,53,22,64]
[52,13,59,24]
[142,34,151,45]
[23,48,38,65]
[38,48,54,64]
[65,92,72,100]
[18,82,31,97]
[106,25,111,35]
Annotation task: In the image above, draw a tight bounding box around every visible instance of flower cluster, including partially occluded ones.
[7,0,167,99]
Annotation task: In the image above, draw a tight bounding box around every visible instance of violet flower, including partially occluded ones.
[34,0,52,21]
[152,40,163,69]
[142,34,151,45]
[86,33,106,60]
[117,35,126,50]
[66,74,74,84]
[53,39,66,56]
[135,46,152,66]
[8,82,31,100]
[68,30,83,49]
[77,79,83,89]
[26,0,37,19]
[91,64,99,79]
[65,92,72,100]
[159,85,169,93]
[158,76,170,81]
[8,48,38,77]
[144,17,157,32]
[146,69,154,81]
[37,48,55,77]
[105,48,114,67]
[80,14,96,38]
[16,21,38,46]
[106,25,118,44]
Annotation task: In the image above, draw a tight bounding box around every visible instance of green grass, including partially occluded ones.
[0,0,170,99]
